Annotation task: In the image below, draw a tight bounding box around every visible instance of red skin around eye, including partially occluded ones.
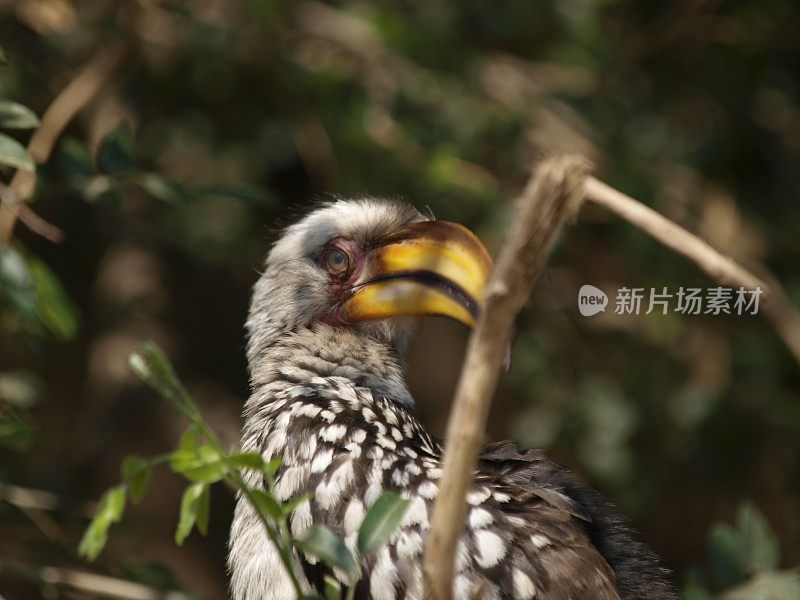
[319,237,365,325]
[325,238,364,289]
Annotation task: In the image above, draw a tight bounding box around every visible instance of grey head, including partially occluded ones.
[245,198,492,404]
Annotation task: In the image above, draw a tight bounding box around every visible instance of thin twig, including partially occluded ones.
[13,204,64,243]
[0,481,95,517]
[422,156,590,600]
[0,184,63,242]
[0,558,193,600]
[0,41,129,243]
[583,177,769,294]
[582,178,800,364]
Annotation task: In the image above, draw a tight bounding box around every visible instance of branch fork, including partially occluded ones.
[422,155,769,600]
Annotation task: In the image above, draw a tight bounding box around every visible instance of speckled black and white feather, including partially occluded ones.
[228,199,679,600]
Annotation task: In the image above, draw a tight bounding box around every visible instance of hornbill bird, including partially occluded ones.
[229,199,678,600]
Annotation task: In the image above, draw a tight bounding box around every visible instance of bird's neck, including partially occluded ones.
[246,324,414,409]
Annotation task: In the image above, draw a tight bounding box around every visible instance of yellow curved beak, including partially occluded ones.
[340,220,492,327]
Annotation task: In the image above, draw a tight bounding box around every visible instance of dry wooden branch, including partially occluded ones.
[422,155,782,599]
[0,41,129,244]
[422,156,590,600]
[583,177,768,293]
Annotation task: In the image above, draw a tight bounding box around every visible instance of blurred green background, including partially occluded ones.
[1,0,799,598]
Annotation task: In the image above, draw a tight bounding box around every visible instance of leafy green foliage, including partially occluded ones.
[79,342,410,598]
[297,525,358,576]
[78,485,127,560]
[323,575,343,600]
[0,246,36,322]
[170,439,228,484]
[26,257,80,341]
[710,502,780,586]
[122,456,151,503]
[129,342,199,420]
[0,101,40,129]
[0,246,75,453]
[356,491,410,556]
[133,172,191,204]
[685,502,799,598]
[0,132,34,171]
[0,247,80,340]
[176,482,210,545]
[0,409,34,451]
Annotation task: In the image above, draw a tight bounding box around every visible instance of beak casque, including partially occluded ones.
[340,220,492,327]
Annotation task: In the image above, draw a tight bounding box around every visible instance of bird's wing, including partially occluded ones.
[479,440,678,600]
[468,467,621,600]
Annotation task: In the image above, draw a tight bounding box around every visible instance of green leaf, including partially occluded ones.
[169,443,228,484]
[0,246,32,290]
[129,342,179,390]
[178,427,200,453]
[323,575,342,600]
[28,257,80,342]
[736,502,780,573]
[95,122,137,174]
[79,485,127,560]
[129,343,197,415]
[175,483,209,545]
[357,491,410,556]
[297,525,357,576]
[78,514,111,561]
[186,455,227,483]
[0,132,34,171]
[135,173,190,204]
[263,457,282,479]
[0,101,40,129]
[229,452,265,470]
[195,483,210,536]
[281,492,313,517]
[105,486,127,521]
[0,411,35,451]
[249,489,283,520]
[0,247,36,322]
[710,523,746,587]
[122,456,151,503]
[709,502,781,587]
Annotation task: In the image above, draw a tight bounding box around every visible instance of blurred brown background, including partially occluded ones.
[1,0,799,598]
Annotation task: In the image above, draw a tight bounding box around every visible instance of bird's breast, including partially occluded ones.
[230,376,618,600]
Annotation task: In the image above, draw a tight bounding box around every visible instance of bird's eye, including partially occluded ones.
[323,246,351,276]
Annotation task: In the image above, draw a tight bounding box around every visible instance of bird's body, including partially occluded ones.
[229,199,677,599]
